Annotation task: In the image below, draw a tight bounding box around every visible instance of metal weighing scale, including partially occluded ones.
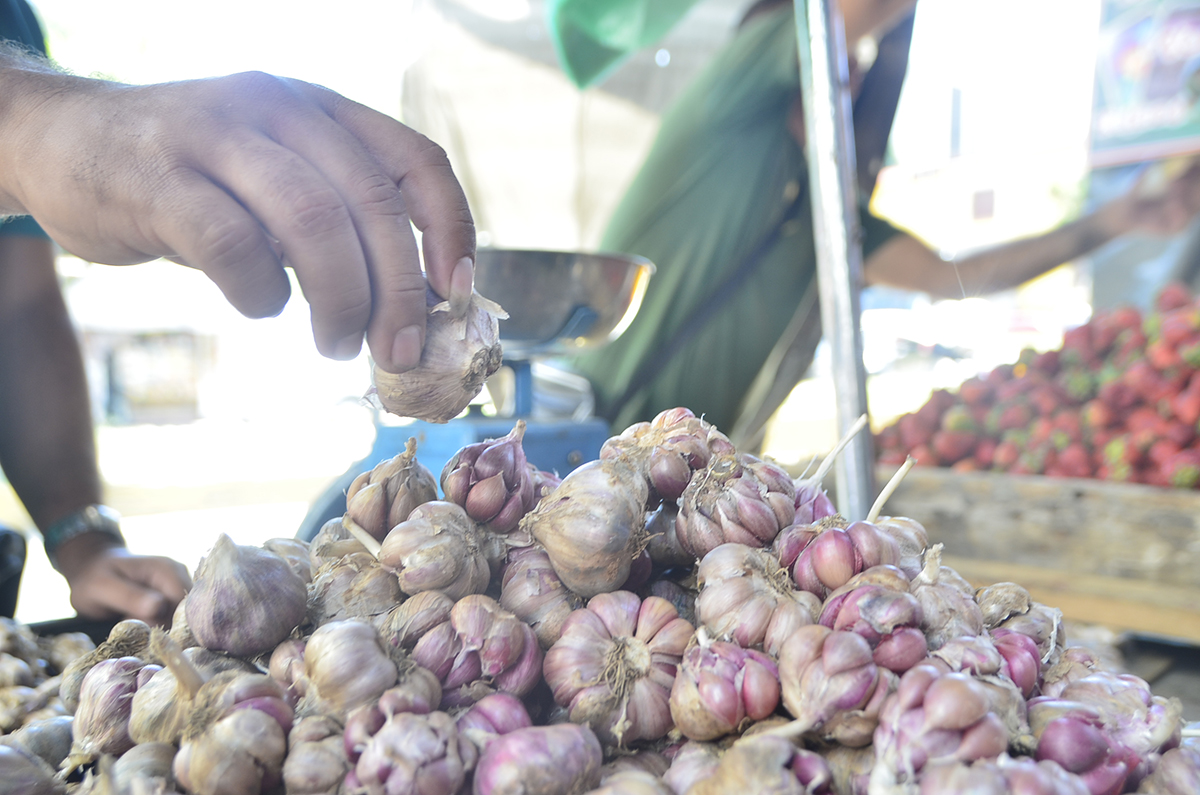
[296,248,654,540]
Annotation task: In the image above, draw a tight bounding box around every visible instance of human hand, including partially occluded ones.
[56,535,191,626]
[0,66,475,373]
[1112,160,1200,237]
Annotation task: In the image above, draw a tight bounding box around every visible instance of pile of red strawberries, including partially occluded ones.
[875,282,1200,488]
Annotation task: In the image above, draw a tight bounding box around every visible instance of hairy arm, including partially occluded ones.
[0,236,99,531]
[0,45,475,373]
[865,168,1200,298]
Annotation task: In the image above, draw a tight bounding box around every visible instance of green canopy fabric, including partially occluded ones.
[546,0,704,88]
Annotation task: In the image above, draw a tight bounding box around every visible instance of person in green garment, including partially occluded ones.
[569,0,1200,443]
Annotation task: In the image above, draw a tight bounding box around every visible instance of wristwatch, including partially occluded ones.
[42,504,125,571]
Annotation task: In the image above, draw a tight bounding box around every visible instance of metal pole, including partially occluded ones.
[793,0,875,518]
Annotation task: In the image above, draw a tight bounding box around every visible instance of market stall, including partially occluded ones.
[3,0,1200,793]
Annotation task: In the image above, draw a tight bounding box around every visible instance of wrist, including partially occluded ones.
[42,505,126,576]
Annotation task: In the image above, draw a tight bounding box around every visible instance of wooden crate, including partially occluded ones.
[875,467,1200,644]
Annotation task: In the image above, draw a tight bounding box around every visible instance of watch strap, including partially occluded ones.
[42,505,125,570]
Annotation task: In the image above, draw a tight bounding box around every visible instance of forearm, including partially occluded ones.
[865,201,1134,300]
[0,236,103,531]
[945,200,1131,298]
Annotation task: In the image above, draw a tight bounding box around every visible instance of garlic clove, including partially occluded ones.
[370,289,506,424]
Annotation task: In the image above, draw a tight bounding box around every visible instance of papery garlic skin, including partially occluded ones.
[60,619,151,713]
[695,543,820,653]
[668,638,780,741]
[108,741,178,795]
[663,741,723,795]
[908,544,985,651]
[499,545,583,649]
[68,656,146,764]
[441,421,537,535]
[777,625,896,747]
[300,620,398,721]
[677,453,797,559]
[689,735,833,795]
[0,715,74,772]
[411,595,544,709]
[346,438,439,541]
[283,716,350,795]
[472,723,603,795]
[917,754,1091,795]
[0,744,62,795]
[522,458,649,599]
[307,551,404,626]
[1138,739,1200,795]
[374,590,456,652]
[869,665,1011,792]
[174,707,288,795]
[347,710,476,795]
[378,501,493,600]
[543,591,693,746]
[371,289,506,424]
[185,534,308,658]
[601,408,732,503]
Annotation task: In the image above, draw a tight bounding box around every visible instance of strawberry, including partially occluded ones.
[1060,325,1096,368]
[1144,311,1163,342]
[1147,340,1185,371]
[1028,416,1055,447]
[875,424,900,451]
[973,438,998,468]
[1056,368,1096,403]
[1057,443,1092,478]
[1159,307,1200,347]
[992,440,1021,470]
[1033,349,1061,376]
[1017,446,1051,475]
[1081,399,1115,431]
[1123,361,1164,401]
[909,444,936,467]
[1090,306,1142,353]
[1109,327,1148,369]
[1030,385,1065,417]
[1051,409,1083,440]
[1090,428,1118,463]
[958,377,993,407]
[931,430,977,464]
[1164,419,1196,448]
[940,405,977,433]
[1170,389,1200,426]
[987,403,1034,435]
[1162,449,1200,488]
[1104,435,1145,467]
[1180,336,1200,370]
[878,449,909,466]
[898,413,936,450]
[996,377,1038,404]
[915,389,956,427]
[1148,439,1183,467]
[1098,379,1139,411]
[986,365,1015,386]
[1143,466,1172,488]
[1128,406,1168,435]
[1156,282,1192,312]
[951,459,979,473]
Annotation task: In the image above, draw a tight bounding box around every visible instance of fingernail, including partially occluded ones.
[392,325,423,369]
[332,333,363,360]
[449,256,474,317]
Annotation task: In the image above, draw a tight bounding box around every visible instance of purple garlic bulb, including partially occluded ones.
[441,421,537,534]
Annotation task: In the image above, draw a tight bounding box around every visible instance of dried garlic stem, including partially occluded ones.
[343,516,383,559]
[755,716,811,740]
[866,456,915,523]
[151,630,206,699]
[809,414,869,486]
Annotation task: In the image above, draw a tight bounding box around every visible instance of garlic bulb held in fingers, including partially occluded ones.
[370,288,506,424]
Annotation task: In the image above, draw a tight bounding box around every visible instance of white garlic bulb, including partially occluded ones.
[371,289,506,424]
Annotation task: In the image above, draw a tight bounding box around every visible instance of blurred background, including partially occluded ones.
[2,0,1186,621]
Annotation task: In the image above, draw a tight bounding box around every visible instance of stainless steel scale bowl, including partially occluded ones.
[296,248,655,540]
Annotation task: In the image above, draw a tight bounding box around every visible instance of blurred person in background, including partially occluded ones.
[0,0,475,623]
[569,0,1200,447]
